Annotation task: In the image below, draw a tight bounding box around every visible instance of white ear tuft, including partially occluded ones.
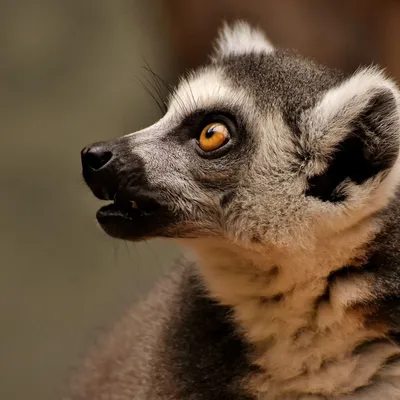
[211,20,274,61]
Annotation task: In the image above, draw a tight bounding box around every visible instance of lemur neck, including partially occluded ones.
[185,217,400,398]
[193,216,379,311]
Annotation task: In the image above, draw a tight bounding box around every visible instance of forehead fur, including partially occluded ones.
[170,49,344,131]
[167,66,258,123]
[220,51,344,124]
[212,20,274,61]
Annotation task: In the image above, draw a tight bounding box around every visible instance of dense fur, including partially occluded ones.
[67,261,254,400]
[73,22,400,399]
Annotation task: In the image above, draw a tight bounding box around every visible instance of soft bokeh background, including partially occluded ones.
[1,1,400,399]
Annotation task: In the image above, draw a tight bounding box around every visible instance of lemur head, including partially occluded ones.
[82,21,400,251]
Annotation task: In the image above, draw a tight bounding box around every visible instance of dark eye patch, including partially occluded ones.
[164,108,243,159]
[178,109,239,141]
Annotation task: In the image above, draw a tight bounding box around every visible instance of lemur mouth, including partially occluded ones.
[96,194,169,240]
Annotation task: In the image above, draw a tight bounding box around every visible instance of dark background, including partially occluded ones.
[1,1,399,399]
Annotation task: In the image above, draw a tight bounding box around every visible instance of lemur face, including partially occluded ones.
[82,22,400,248]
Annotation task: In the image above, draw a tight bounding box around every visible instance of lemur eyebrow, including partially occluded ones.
[179,108,239,126]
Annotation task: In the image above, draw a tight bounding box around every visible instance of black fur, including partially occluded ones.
[306,90,399,202]
[160,268,254,400]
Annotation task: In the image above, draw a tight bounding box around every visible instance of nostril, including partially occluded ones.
[81,145,113,171]
[86,150,113,171]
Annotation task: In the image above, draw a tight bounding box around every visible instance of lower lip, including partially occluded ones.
[96,203,161,240]
[97,203,134,218]
[96,205,138,239]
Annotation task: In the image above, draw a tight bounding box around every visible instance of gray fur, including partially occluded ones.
[66,261,253,400]
[73,21,400,399]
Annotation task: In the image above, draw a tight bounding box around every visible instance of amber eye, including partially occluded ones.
[199,123,230,152]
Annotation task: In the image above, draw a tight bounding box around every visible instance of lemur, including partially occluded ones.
[70,21,400,399]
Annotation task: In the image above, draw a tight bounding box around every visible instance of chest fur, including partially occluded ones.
[189,239,400,399]
[236,278,399,399]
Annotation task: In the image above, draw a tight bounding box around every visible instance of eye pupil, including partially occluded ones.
[205,128,215,139]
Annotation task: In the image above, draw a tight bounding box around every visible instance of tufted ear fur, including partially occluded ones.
[299,67,400,203]
[211,20,274,61]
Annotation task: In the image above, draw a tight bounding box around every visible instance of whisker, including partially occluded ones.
[142,73,168,114]
[144,239,161,266]
[142,61,189,116]
[111,237,120,269]
[123,240,134,264]
[142,59,170,110]
[185,76,198,114]
[142,64,168,109]
[136,76,165,115]
[142,67,175,112]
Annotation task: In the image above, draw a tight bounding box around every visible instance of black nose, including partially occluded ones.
[81,144,113,171]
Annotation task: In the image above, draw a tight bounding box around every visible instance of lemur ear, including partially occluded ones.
[211,20,274,61]
[300,68,400,202]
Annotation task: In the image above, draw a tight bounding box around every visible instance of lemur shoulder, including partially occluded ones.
[70,21,400,399]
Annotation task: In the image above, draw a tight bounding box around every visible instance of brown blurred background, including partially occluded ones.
[1,1,399,399]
